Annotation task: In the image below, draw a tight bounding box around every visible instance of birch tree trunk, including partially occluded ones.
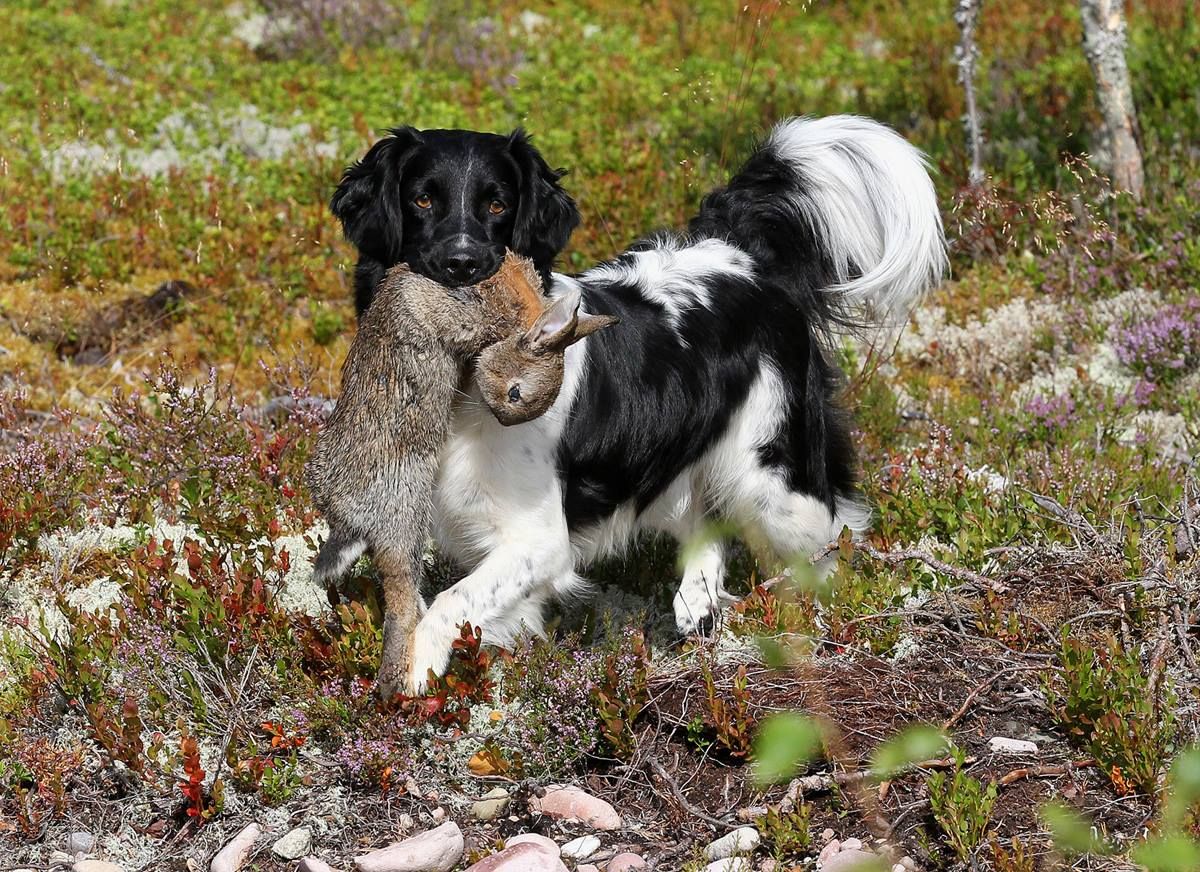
[954,0,985,187]
[1079,0,1145,200]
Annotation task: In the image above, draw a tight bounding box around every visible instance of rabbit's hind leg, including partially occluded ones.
[373,542,425,700]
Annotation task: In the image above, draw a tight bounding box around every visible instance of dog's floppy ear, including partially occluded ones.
[330,126,421,263]
[507,129,581,282]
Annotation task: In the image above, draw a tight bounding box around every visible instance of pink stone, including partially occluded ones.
[210,823,261,872]
[464,843,568,872]
[817,840,841,866]
[504,833,560,856]
[530,785,623,830]
[607,854,647,872]
[353,822,464,872]
[297,860,340,872]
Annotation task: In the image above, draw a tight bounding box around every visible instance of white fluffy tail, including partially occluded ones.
[763,115,948,325]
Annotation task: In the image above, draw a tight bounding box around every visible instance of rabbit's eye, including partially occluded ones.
[507,385,522,402]
[488,200,506,215]
[414,194,432,210]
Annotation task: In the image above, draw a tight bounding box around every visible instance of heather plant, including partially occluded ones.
[499,635,603,775]
[1110,297,1200,386]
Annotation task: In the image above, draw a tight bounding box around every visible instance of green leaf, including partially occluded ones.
[870,725,947,779]
[755,636,792,671]
[1164,747,1200,831]
[752,713,824,787]
[1041,801,1111,856]
[1131,834,1200,872]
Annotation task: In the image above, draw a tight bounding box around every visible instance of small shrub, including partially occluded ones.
[699,661,755,760]
[1110,297,1200,385]
[760,804,813,861]
[927,747,999,863]
[1045,631,1177,797]
[591,630,650,760]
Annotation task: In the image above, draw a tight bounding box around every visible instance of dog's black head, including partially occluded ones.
[331,127,580,315]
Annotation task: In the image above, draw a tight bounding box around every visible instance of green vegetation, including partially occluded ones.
[1,0,1199,869]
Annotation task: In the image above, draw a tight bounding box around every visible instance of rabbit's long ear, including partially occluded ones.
[527,290,619,352]
[526,290,581,353]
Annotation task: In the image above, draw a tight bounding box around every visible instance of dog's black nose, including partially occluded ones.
[443,252,482,284]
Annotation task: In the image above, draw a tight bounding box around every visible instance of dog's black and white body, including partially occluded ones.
[331,116,947,689]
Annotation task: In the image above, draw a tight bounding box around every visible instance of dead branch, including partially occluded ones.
[645,755,739,831]
[942,665,1046,731]
[997,759,1095,787]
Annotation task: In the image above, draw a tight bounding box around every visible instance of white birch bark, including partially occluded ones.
[1079,0,1146,200]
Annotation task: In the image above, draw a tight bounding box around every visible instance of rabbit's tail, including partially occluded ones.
[313,529,368,586]
[694,115,947,331]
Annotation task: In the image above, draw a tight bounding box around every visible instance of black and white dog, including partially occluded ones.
[330,116,947,689]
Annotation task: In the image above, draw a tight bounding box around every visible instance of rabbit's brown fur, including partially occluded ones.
[306,252,615,698]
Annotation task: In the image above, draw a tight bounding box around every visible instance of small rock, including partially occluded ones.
[66,832,97,856]
[505,834,560,856]
[820,829,836,844]
[761,861,778,872]
[704,860,749,872]
[354,821,465,872]
[892,865,906,872]
[51,853,73,867]
[898,857,917,871]
[298,860,339,872]
[578,866,601,872]
[817,840,842,865]
[561,835,600,860]
[841,838,864,851]
[822,850,879,872]
[398,815,414,831]
[606,853,647,872]
[272,827,313,861]
[430,807,446,823]
[464,843,568,872]
[73,862,124,872]
[211,823,261,872]
[531,784,622,830]
[988,736,1038,755]
[705,827,760,860]
[473,787,511,821]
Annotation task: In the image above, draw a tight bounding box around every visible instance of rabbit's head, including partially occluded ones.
[476,290,618,426]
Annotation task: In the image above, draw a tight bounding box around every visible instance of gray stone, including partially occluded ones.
[72,862,124,872]
[272,827,313,861]
[530,784,622,830]
[704,860,750,872]
[66,832,96,856]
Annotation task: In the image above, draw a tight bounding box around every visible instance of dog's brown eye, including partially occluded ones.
[488,200,506,215]
[507,385,521,402]
[414,194,432,209]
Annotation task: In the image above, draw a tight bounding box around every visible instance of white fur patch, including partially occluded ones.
[764,115,948,325]
[583,237,754,334]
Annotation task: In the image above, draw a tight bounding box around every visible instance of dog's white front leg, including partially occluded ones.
[407,541,572,692]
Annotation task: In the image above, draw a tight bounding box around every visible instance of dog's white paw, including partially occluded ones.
[407,620,453,693]
[673,584,736,637]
